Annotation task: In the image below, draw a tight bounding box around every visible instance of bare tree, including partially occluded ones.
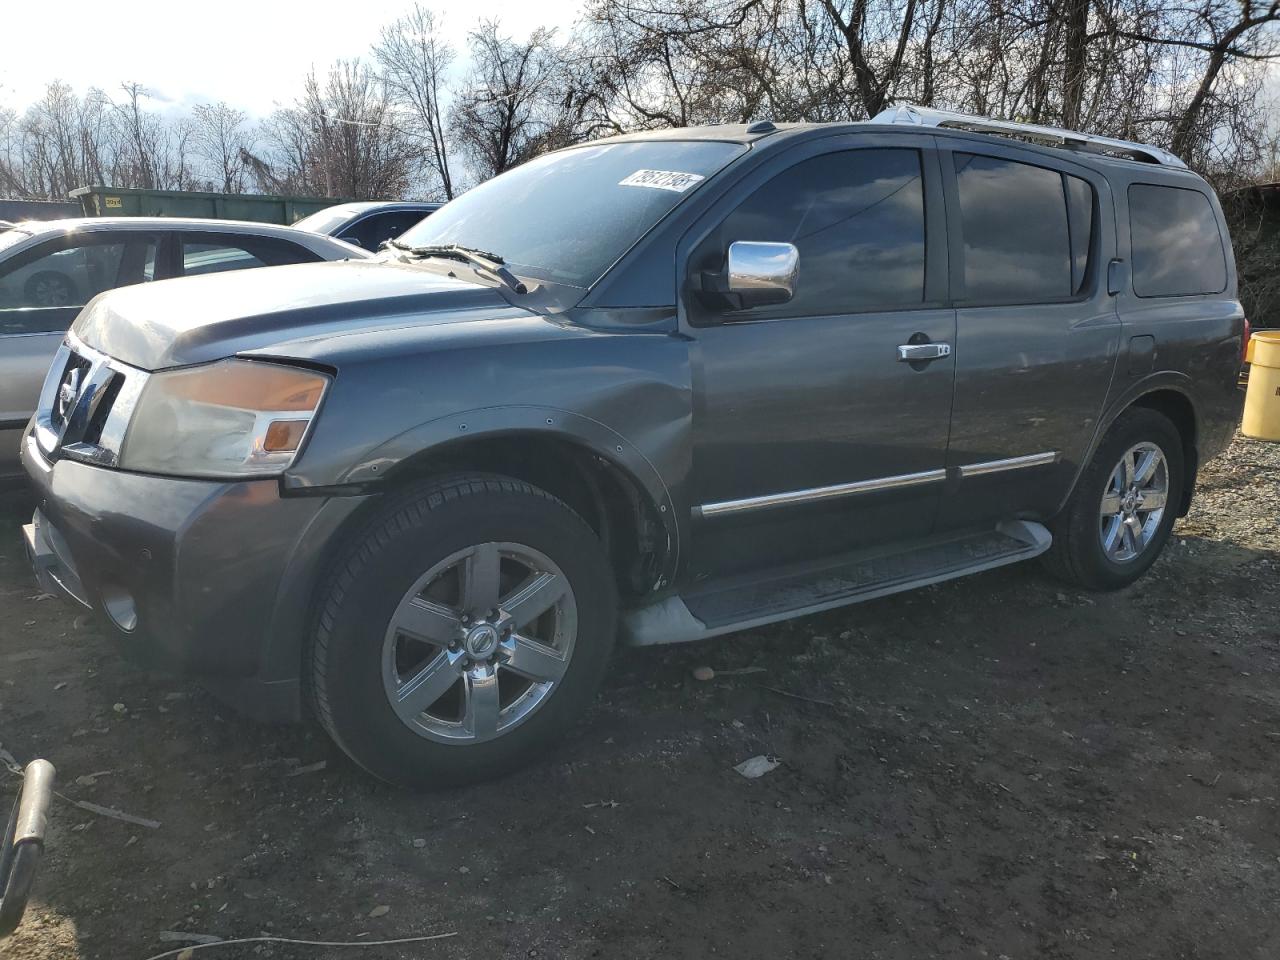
[451,22,577,180]
[111,82,160,189]
[254,61,414,199]
[6,0,1280,202]
[193,101,253,192]
[374,3,457,199]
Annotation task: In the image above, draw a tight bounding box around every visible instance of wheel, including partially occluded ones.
[23,271,76,308]
[1043,408,1185,590]
[310,474,617,788]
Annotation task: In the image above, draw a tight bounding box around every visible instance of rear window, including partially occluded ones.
[953,154,1094,303]
[1128,184,1226,297]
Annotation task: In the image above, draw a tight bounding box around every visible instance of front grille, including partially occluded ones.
[32,336,149,467]
[49,352,94,430]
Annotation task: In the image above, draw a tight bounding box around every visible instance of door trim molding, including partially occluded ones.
[697,451,1060,519]
[698,468,947,518]
[956,451,1059,478]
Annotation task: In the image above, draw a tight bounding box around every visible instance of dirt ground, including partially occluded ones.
[2,434,1278,960]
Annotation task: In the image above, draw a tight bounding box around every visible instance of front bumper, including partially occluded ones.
[20,433,366,720]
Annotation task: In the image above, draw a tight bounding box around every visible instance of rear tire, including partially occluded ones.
[23,271,75,307]
[1042,408,1185,591]
[309,474,617,788]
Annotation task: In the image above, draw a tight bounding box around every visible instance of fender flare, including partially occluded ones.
[341,404,683,584]
[1056,370,1200,517]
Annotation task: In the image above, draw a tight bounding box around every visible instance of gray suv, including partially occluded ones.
[21,107,1245,787]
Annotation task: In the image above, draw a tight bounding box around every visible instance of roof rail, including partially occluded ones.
[871,103,1186,169]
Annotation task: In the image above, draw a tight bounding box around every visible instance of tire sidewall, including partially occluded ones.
[316,481,616,788]
[1069,410,1185,589]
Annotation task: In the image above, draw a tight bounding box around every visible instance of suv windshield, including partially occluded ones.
[395,140,744,288]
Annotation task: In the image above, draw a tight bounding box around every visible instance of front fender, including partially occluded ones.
[341,404,684,578]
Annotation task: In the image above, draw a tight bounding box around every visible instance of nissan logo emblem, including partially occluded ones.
[57,368,81,421]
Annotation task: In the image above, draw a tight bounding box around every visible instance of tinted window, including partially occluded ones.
[1129,184,1226,297]
[0,235,157,335]
[954,154,1092,302]
[359,211,431,250]
[1066,175,1094,293]
[181,235,319,277]
[696,148,926,318]
[397,140,744,288]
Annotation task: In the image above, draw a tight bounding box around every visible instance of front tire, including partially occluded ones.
[310,474,617,788]
[1043,408,1185,591]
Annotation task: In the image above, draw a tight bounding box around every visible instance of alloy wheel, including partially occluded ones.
[381,542,577,744]
[1098,441,1169,563]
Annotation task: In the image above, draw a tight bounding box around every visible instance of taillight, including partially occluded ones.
[1243,317,1252,364]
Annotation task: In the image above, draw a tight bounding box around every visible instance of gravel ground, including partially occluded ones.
[1,433,1278,960]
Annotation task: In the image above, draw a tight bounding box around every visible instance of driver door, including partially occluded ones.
[681,136,956,579]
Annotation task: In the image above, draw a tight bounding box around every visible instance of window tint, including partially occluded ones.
[183,242,264,276]
[351,211,431,251]
[1128,184,1226,297]
[1066,175,1093,293]
[0,236,157,335]
[954,154,1093,302]
[697,148,926,317]
[181,235,319,277]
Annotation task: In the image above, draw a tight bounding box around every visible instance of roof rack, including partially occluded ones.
[871,103,1186,169]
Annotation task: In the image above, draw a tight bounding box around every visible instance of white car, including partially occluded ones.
[0,217,367,478]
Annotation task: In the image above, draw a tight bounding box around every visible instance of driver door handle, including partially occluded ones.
[897,342,952,362]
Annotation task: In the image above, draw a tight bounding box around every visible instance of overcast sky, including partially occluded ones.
[0,0,585,117]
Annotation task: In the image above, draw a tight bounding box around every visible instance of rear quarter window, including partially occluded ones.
[953,153,1095,303]
[1128,184,1227,298]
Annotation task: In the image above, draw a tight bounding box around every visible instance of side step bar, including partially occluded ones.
[621,520,1051,646]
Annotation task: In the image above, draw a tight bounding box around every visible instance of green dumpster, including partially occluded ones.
[70,186,356,225]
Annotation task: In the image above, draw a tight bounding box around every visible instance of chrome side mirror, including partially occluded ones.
[726,241,799,307]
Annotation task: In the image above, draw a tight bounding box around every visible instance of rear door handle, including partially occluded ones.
[897,342,952,362]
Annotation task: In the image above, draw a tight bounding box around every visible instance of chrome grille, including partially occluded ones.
[32,335,149,467]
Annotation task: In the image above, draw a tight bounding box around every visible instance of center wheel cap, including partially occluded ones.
[464,623,500,659]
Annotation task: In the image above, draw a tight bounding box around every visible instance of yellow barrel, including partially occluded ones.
[1243,330,1280,441]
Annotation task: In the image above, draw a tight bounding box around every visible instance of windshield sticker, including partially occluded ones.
[618,169,707,193]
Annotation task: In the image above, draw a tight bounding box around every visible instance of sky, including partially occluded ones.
[0,0,585,118]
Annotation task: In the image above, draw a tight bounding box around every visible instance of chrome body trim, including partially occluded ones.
[698,452,1060,518]
[956,451,1059,478]
[32,333,150,468]
[726,240,799,304]
[699,468,947,518]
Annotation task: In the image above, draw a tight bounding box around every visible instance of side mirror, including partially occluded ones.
[707,241,798,309]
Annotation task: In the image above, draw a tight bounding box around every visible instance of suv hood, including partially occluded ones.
[73,260,529,370]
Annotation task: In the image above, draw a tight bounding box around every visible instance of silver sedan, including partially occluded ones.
[0,217,367,478]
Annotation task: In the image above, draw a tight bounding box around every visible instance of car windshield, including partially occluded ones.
[294,208,359,234]
[395,140,745,288]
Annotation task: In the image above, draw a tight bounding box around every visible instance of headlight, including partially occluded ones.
[119,359,329,478]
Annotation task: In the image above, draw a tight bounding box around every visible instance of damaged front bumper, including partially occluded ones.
[20,432,367,721]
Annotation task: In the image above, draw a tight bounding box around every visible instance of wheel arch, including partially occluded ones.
[1068,376,1200,519]
[330,408,681,602]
